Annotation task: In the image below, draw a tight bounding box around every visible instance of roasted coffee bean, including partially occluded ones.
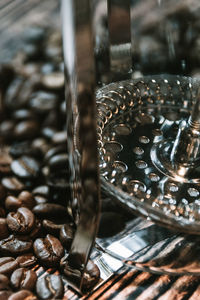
[5,191,35,211]
[14,121,39,140]
[0,121,15,140]
[10,268,37,291]
[32,185,49,197]
[0,184,6,202]
[11,156,40,179]
[42,72,64,90]
[41,127,57,139]
[13,109,35,121]
[33,234,64,267]
[4,77,25,110]
[44,145,67,162]
[7,207,35,234]
[5,196,21,211]
[0,207,5,218]
[0,257,18,276]
[16,253,37,268]
[0,151,12,175]
[52,131,67,145]
[31,138,51,156]
[33,203,69,218]
[30,91,58,113]
[8,290,37,300]
[34,195,47,205]
[9,142,42,159]
[2,177,25,193]
[64,258,100,291]
[0,290,12,300]
[0,274,10,289]
[26,219,41,240]
[0,235,32,255]
[97,212,125,238]
[60,223,75,251]
[48,154,69,172]
[42,219,63,236]
[0,218,9,239]
[36,274,64,300]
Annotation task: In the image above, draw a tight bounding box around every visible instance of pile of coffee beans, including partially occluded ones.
[0,26,133,299]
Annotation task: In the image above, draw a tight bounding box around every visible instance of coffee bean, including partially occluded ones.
[0,290,12,300]
[48,154,69,172]
[7,207,35,234]
[8,290,37,300]
[18,191,35,209]
[0,235,32,255]
[13,109,35,121]
[2,177,25,193]
[10,268,37,291]
[44,145,67,162]
[52,131,67,145]
[0,151,12,175]
[41,127,57,139]
[33,234,64,267]
[30,91,58,113]
[33,203,69,218]
[11,156,40,179]
[4,77,25,110]
[0,184,6,202]
[26,219,41,240]
[32,185,49,197]
[34,195,47,205]
[60,224,75,251]
[14,121,39,140]
[5,196,21,211]
[0,257,18,276]
[42,72,64,90]
[0,207,5,218]
[43,219,63,236]
[0,274,10,288]
[36,274,64,300]
[0,219,9,239]
[31,138,51,156]
[16,253,37,268]
[64,258,100,291]
[9,142,42,159]
[0,121,15,140]
[97,212,125,238]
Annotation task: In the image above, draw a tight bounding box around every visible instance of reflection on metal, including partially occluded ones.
[62,0,100,291]
[108,0,132,76]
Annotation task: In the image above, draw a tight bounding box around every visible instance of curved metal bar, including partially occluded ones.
[62,0,100,291]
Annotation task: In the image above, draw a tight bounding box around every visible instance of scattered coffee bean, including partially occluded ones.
[16,253,37,268]
[60,223,75,251]
[33,234,64,267]
[0,257,18,276]
[10,268,37,291]
[0,151,12,175]
[14,121,39,140]
[7,207,35,234]
[9,142,42,159]
[0,235,32,255]
[0,290,12,300]
[0,184,6,202]
[18,191,35,209]
[36,274,64,300]
[34,195,47,205]
[2,177,25,193]
[11,156,40,179]
[33,203,68,218]
[48,153,69,172]
[30,91,58,113]
[52,131,67,144]
[0,274,10,288]
[42,219,63,236]
[8,289,37,300]
[32,185,49,197]
[0,218,9,239]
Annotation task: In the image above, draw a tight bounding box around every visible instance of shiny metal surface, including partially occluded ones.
[62,0,100,291]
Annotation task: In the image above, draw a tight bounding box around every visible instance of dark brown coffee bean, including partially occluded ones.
[7,207,35,234]
[9,142,42,159]
[8,290,37,300]
[26,219,41,240]
[34,195,47,205]
[64,258,100,291]
[0,207,5,218]
[48,154,69,172]
[0,218,9,239]
[33,203,69,218]
[4,77,25,110]
[12,109,34,121]
[97,212,125,238]
[2,177,25,193]
[0,121,15,140]
[0,290,12,300]
[16,253,37,268]
[0,274,10,287]
[0,151,12,175]
[0,235,32,255]
[36,274,64,300]
[42,72,64,90]
[41,127,57,139]
[33,234,64,267]
[10,268,37,291]
[0,257,18,276]
[32,185,49,197]
[30,91,58,113]
[11,156,40,179]
[18,191,35,209]
[31,138,51,156]
[14,121,39,140]
[42,219,63,236]
[44,145,66,162]
[52,131,67,145]
[5,196,21,211]
[60,223,75,251]
[0,184,6,202]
